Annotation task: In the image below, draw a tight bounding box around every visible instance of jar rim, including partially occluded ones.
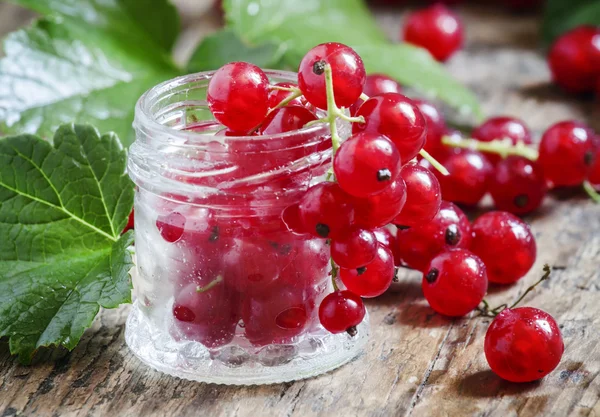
[134,69,329,144]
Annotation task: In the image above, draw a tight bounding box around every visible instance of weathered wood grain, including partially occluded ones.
[1,3,600,417]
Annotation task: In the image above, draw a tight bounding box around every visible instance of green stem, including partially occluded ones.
[359,93,370,102]
[583,181,600,203]
[268,84,297,92]
[323,64,342,155]
[330,258,339,291]
[442,136,539,161]
[419,149,449,176]
[196,275,223,293]
[478,264,551,317]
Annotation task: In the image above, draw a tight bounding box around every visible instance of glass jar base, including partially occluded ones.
[125,301,369,385]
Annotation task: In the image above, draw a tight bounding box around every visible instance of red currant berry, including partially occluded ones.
[413,99,447,160]
[354,93,427,162]
[222,239,282,295]
[122,209,134,233]
[267,82,307,109]
[297,182,355,239]
[471,211,536,284]
[350,74,402,114]
[207,62,270,131]
[435,149,493,206]
[351,177,407,229]
[489,156,547,215]
[319,290,366,334]
[334,132,402,198]
[403,4,464,62]
[281,203,306,234]
[548,26,600,94]
[394,164,442,227]
[172,281,239,348]
[485,307,564,382]
[156,211,186,243]
[242,285,312,345]
[373,227,401,265]
[340,245,395,298]
[422,248,488,317]
[396,201,472,271]
[258,105,317,135]
[589,146,600,187]
[472,116,533,164]
[538,120,596,187]
[331,228,378,269]
[298,42,366,110]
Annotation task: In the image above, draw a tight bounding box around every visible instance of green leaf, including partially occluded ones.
[8,0,180,52]
[542,0,600,45]
[0,1,181,146]
[187,29,287,72]
[224,0,482,118]
[0,123,134,363]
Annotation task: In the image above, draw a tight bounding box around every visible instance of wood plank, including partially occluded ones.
[1,3,600,417]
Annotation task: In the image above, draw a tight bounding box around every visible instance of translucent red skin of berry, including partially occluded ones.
[281,203,306,234]
[351,177,407,229]
[394,164,442,228]
[350,73,402,114]
[489,156,547,215]
[403,4,464,62]
[267,82,308,109]
[319,290,366,333]
[422,248,488,317]
[589,146,600,186]
[374,227,401,265]
[331,228,378,269]
[396,201,472,271]
[472,116,533,164]
[353,93,427,162]
[340,245,395,298]
[548,26,600,94]
[538,120,596,187]
[207,62,270,131]
[471,211,536,284]
[413,99,447,160]
[242,285,313,345]
[436,149,493,206]
[122,209,134,233]
[172,282,240,349]
[298,182,355,239]
[297,42,366,110]
[334,132,402,198]
[485,307,564,383]
[258,105,317,135]
[156,211,186,243]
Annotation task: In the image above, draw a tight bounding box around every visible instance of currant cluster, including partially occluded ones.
[415,103,599,213]
[147,40,564,382]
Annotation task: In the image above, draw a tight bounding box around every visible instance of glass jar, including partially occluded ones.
[125,70,369,385]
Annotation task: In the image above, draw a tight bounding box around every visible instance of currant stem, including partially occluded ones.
[478,264,551,317]
[359,93,370,102]
[441,136,539,161]
[196,275,223,293]
[268,85,298,92]
[419,149,450,176]
[583,181,600,203]
[330,258,340,291]
[507,264,551,310]
[323,64,342,155]
[270,88,303,113]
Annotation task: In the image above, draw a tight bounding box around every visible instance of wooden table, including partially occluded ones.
[1,3,599,416]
